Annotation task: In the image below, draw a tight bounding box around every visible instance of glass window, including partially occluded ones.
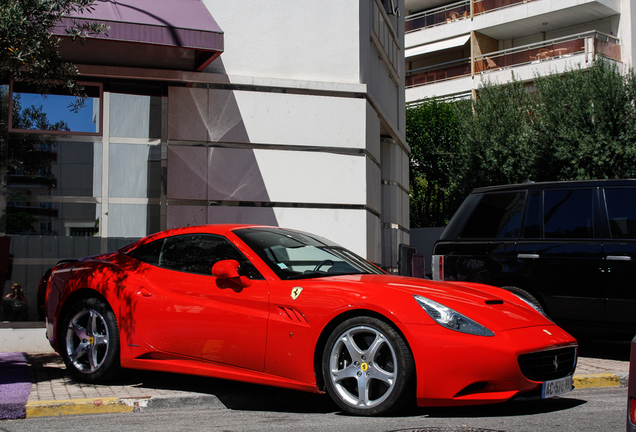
[4,202,97,235]
[10,82,101,134]
[127,239,164,266]
[460,192,526,239]
[234,227,385,280]
[604,187,636,239]
[543,189,593,238]
[522,191,541,238]
[157,234,262,279]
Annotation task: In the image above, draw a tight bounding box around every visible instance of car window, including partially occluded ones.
[234,227,385,280]
[126,239,164,265]
[543,189,593,238]
[151,234,262,278]
[604,187,636,239]
[459,192,525,239]
[522,191,541,238]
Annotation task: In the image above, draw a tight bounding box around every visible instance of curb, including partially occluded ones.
[26,397,133,417]
[573,373,623,389]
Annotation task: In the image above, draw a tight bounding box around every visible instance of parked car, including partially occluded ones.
[432,179,636,335]
[628,334,636,432]
[42,224,577,416]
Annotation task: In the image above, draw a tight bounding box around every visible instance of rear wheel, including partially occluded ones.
[60,298,120,383]
[322,316,414,416]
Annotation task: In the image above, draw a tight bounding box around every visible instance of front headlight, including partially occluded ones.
[414,295,495,337]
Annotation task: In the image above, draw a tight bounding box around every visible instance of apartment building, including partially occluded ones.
[404,0,634,103]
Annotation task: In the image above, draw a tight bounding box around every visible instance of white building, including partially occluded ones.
[404,0,632,102]
[3,0,410,320]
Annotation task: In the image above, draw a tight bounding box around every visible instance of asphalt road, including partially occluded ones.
[1,386,628,432]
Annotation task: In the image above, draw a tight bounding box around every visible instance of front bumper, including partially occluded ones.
[401,323,577,407]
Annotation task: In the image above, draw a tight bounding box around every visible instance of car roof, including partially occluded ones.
[471,179,636,194]
[118,224,282,253]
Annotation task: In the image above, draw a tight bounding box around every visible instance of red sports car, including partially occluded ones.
[43,224,577,416]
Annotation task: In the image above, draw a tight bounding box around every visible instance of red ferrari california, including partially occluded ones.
[43,224,577,416]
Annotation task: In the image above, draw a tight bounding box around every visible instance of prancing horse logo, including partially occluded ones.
[291,287,303,300]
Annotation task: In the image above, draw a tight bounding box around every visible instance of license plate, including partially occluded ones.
[541,376,573,399]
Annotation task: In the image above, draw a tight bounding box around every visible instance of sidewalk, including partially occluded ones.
[0,351,628,420]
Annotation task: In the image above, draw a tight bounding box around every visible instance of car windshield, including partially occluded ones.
[233,227,385,280]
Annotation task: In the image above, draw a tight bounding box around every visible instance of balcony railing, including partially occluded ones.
[405,1,469,32]
[474,0,538,15]
[406,58,471,87]
[474,31,620,73]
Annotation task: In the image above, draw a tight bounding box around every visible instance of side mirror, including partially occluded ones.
[212,259,252,287]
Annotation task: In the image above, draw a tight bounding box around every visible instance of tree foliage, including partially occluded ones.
[407,99,462,227]
[407,60,636,227]
[0,0,106,94]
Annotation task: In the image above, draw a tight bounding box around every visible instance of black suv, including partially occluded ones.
[432,179,636,335]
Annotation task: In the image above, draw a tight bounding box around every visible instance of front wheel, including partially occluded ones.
[60,298,120,383]
[502,285,547,316]
[322,316,414,416]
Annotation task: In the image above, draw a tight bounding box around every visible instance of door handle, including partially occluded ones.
[517,254,540,259]
[138,288,152,297]
[606,255,632,261]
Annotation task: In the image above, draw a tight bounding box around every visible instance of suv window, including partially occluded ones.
[522,191,541,238]
[604,187,636,239]
[460,192,525,238]
[543,189,593,238]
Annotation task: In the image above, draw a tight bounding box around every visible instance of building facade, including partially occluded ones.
[2,0,409,320]
[405,0,633,102]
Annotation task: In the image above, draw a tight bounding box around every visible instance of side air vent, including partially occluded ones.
[485,300,504,305]
[277,306,309,324]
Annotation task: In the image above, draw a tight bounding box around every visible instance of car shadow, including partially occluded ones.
[413,396,586,419]
[118,368,339,414]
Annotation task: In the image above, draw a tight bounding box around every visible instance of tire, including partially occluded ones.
[322,316,414,416]
[502,285,547,316]
[60,298,121,383]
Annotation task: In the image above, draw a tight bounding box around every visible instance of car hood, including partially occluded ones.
[311,274,553,332]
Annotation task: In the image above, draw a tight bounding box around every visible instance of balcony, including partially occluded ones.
[474,31,620,74]
[405,1,470,32]
[473,0,537,15]
[406,58,471,87]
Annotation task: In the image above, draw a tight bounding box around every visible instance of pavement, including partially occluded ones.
[0,350,627,420]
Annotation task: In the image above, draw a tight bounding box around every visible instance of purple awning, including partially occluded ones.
[53,0,223,71]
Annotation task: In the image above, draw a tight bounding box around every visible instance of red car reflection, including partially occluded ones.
[43,224,578,416]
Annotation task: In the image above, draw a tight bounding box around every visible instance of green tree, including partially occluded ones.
[453,76,538,197]
[0,0,107,95]
[406,99,463,227]
[407,60,636,226]
[531,60,636,180]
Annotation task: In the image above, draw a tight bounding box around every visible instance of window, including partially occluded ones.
[604,187,636,239]
[127,240,164,266]
[128,234,262,279]
[10,82,102,135]
[235,227,384,280]
[543,189,593,238]
[522,191,541,238]
[460,192,526,239]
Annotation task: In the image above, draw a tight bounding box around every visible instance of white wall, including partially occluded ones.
[202,0,361,83]
[164,1,408,267]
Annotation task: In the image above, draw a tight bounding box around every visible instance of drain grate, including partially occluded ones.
[389,428,505,432]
